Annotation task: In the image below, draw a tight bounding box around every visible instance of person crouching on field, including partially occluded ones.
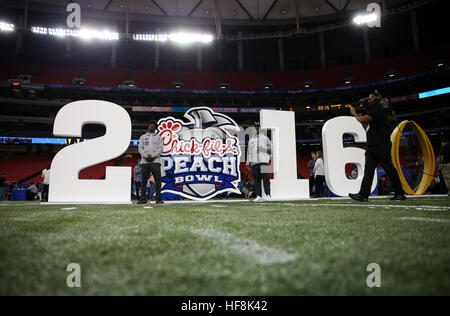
[138,121,164,205]
[246,122,273,202]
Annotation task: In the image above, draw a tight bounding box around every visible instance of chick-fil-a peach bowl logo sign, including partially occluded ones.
[158,107,242,201]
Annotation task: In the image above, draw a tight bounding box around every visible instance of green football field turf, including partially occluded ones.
[0,197,449,296]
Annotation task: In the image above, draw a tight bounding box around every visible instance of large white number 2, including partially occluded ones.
[48,101,132,204]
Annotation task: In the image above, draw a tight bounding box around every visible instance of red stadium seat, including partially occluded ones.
[85,67,131,87]
[349,59,390,84]
[33,66,86,85]
[180,71,220,90]
[0,157,51,183]
[223,72,265,90]
[135,70,177,89]
[266,71,304,90]
[0,156,133,184]
[297,156,311,180]
[305,66,345,89]
[0,63,34,81]
[1,47,446,90]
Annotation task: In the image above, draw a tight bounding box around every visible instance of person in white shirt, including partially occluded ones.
[351,164,358,180]
[313,151,326,198]
[246,122,273,202]
[307,152,317,195]
[26,182,38,201]
[41,164,50,202]
[138,121,164,204]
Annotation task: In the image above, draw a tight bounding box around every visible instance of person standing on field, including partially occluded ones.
[134,160,142,201]
[307,152,317,196]
[138,121,164,205]
[41,164,50,202]
[349,92,406,202]
[439,138,450,195]
[314,151,326,198]
[246,122,273,202]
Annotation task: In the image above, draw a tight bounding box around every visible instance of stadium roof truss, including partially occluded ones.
[0,0,437,40]
[2,0,431,24]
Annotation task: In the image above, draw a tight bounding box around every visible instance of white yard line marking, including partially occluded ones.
[210,205,227,208]
[289,204,450,211]
[164,199,250,205]
[102,224,141,231]
[144,206,153,209]
[319,195,449,200]
[191,229,296,265]
[60,207,77,211]
[0,203,38,207]
[247,202,449,212]
[400,217,450,224]
[42,202,133,205]
[322,202,353,204]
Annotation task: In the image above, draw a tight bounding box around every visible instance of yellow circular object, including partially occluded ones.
[390,121,435,195]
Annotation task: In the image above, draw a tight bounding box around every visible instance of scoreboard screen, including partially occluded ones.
[317,104,352,111]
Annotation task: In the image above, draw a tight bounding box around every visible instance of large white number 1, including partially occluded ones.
[48,101,132,204]
[260,110,310,199]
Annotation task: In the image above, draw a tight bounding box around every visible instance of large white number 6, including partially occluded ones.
[260,110,310,199]
[48,101,132,204]
[322,116,377,197]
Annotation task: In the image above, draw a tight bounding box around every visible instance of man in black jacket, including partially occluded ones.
[0,173,6,187]
[348,92,406,202]
[0,173,6,201]
[439,138,450,195]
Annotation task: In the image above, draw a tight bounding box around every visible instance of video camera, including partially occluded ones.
[351,91,383,115]
[351,97,370,115]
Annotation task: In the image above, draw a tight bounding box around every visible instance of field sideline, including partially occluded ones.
[0,196,449,296]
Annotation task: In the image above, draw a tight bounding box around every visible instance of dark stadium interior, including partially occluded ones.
[0,0,449,183]
[1,1,450,298]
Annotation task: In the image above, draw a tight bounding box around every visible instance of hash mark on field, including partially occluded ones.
[400,217,450,224]
[258,203,297,207]
[61,207,77,211]
[210,205,227,208]
[191,229,296,265]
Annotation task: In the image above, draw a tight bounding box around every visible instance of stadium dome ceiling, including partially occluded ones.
[71,0,376,20]
[4,0,418,26]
